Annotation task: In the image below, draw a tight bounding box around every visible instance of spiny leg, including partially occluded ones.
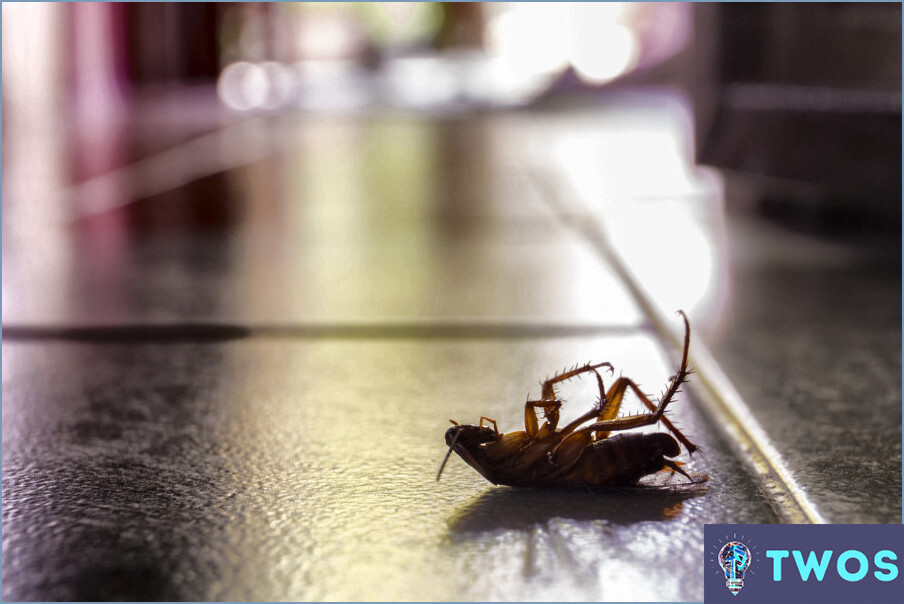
[559,311,696,450]
[527,362,614,437]
[523,399,562,438]
[600,376,697,453]
[591,365,612,413]
[624,309,694,450]
[545,366,618,466]
[549,312,696,466]
[568,408,672,437]
[591,310,693,443]
[575,372,697,453]
[552,366,614,438]
[552,371,678,443]
[546,368,637,464]
[540,362,614,401]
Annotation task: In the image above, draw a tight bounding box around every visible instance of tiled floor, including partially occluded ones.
[3,88,900,601]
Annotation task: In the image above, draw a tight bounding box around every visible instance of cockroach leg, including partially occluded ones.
[590,366,612,411]
[565,342,693,449]
[603,376,697,454]
[586,310,695,450]
[479,416,499,434]
[525,361,615,437]
[593,310,695,451]
[549,311,696,463]
[540,361,614,401]
[523,398,562,437]
[663,459,692,481]
[552,369,613,440]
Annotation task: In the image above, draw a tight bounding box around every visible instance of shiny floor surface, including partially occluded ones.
[3,90,900,601]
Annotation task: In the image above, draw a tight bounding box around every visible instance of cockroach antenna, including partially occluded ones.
[435,431,461,482]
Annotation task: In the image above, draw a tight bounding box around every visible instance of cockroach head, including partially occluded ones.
[437,422,499,482]
[444,423,497,448]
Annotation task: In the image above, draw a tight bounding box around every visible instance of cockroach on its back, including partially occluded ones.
[436,311,705,489]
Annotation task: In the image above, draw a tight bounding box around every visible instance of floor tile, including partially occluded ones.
[704,212,902,523]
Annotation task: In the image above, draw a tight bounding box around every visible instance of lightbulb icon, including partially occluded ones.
[718,541,751,595]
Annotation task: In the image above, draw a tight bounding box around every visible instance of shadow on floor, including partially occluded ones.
[445,476,710,537]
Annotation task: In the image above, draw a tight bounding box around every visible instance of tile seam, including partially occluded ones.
[0,321,642,342]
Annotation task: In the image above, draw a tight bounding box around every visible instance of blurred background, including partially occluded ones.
[4,2,900,219]
[3,2,901,601]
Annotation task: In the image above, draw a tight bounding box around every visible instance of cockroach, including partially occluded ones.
[436,311,703,488]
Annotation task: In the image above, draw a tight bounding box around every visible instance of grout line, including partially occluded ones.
[1,321,640,343]
[528,167,827,525]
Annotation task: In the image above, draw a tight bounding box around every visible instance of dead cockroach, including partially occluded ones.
[436,311,703,488]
